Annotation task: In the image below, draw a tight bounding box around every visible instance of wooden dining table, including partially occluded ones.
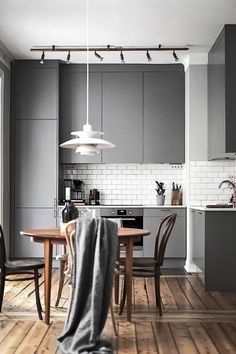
[20,226,150,324]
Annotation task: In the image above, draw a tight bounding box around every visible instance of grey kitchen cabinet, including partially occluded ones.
[13,62,58,120]
[15,120,57,208]
[143,208,186,267]
[59,67,102,163]
[208,25,236,159]
[191,209,236,291]
[102,72,143,163]
[13,208,57,258]
[191,209,205,280]
[11,60,59,258]
[59,64,185,164]
[143,71,185,163]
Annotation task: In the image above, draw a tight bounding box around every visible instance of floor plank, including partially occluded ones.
[135,322,157,353]
[187,322,219,354]
[153,322,178,354]
[0,320,34,354]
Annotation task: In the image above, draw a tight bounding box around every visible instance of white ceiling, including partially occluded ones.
[0,0,236,64]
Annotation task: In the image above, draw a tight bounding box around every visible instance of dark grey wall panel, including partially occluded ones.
[102,72,143,163]
[143,71,185,163]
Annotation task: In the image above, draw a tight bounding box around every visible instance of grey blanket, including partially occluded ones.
[57,218,118,354]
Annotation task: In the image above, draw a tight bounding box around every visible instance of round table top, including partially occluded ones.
[20,227,150,241]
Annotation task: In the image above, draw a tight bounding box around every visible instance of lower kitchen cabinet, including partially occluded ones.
[13,208,57,258]
[191,209,205,281]
[191,208,236,291]
[143,208,186,267]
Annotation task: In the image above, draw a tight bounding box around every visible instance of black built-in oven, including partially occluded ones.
[100,208,143,248]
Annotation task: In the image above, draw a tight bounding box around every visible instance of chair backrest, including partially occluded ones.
[154,214,177,266]
[0,225,7,267]
[64,219,76,276]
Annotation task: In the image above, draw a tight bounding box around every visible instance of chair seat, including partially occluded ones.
[4,259,45,270]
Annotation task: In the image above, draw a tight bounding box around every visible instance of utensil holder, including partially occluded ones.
[171,191,182,205]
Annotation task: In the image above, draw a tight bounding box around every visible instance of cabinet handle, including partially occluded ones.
[161,209,170,211]
[54,198,57,207]
[54,209,57,218]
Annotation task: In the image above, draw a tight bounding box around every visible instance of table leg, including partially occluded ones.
[125,239,133,322]
[44,239,53,325]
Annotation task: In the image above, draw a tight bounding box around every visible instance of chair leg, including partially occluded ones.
[119,276,126,316]
[110,302,118,336]
[55,259,66,307]
[34,269,43,320]
[0,271,6,312]
[154,272,162,316]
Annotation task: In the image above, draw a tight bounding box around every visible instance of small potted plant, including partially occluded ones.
[155,181,165,205]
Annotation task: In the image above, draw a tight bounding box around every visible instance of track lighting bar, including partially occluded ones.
[31,45,189,52]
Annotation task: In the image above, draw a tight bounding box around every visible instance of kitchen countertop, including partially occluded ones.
[190,206,236,211]
[58,204,186,209]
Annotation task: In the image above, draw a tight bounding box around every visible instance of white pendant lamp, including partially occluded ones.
[60,0,115,156]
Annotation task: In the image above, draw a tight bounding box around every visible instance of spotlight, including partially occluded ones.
[173,50,179,62]
[146,50,152,62]
[40,51,45,64]
[66,51,71,64]
[94,51,103,61]
[120,51,125,64]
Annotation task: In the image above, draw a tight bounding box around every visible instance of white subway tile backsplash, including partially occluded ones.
[62,160,236,206]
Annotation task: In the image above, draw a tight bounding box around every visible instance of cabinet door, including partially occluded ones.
[13,208,57,258]
[60,70,102,163]
[191,210,199,271]
[102,72,143,163]
[14,64,58,120]
[143,71,185,163]
[143,208,186,258]
[197,211,205,280]
[15,120,57,208]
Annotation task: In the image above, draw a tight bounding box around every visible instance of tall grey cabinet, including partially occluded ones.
[208,25,236,159]
[11,61,59,258]
[143,70,185,163]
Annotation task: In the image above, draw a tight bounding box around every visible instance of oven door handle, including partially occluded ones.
[120,217,136,221]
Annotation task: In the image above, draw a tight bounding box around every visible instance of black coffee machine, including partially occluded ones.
[63,179,85,202]
[89,189,100,205]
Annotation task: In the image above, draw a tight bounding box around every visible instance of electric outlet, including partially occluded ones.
[170,164,182,169]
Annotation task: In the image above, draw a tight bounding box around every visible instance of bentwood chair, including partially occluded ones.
[64,219,118,336]
[0,225,44,320]
[119,213,177,316]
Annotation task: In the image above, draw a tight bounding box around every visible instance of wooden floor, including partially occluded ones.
[1,270,236,353]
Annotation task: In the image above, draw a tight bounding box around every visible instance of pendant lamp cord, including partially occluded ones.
[86,0,89,125]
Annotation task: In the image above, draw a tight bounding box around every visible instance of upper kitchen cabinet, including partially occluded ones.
[143,67,185,163]
[102,71,143,163]
[208,25,236,159]
[13,61,58,120]
[60,65,102,163]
